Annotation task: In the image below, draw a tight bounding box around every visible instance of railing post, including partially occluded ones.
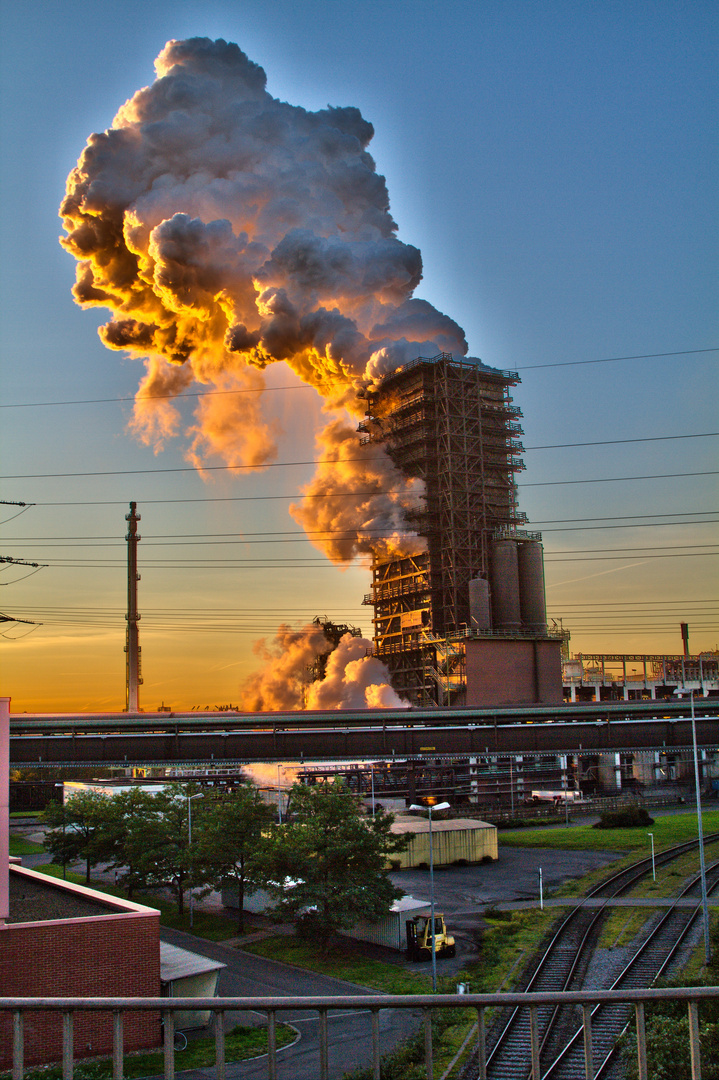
[113,1009,124,1080]
[635,1002,648,1080]
[582,1003,594,1080]
[529,1006,540,1080]
[424,1009,433,1080]
[267,1010,277,1080]
[688,1000,701,1080]
[371,1008,381,1080]
[319,1007,329,1080]
[476,1007,486,1080]
[214,1009,225,1080]
[163,1008,175,1080]
[12,1010,23,1080]
[62,1010,74,1080]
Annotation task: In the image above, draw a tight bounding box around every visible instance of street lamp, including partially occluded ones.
[187,792,204,928]
[689,690,711,963]
[410,801,450,992]
[53,783,67,879]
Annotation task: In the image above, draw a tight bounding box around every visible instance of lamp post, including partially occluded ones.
[690,689,711,963]
[54,783,66,879]
[410,800,450,992]
[187,792,204,928]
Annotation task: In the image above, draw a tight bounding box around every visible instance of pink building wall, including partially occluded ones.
[1,697,9,923]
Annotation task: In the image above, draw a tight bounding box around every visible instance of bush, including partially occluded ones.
[593,806,655,829]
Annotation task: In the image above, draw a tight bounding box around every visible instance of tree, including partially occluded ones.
[41,790,110,882]
[196,784,275,933]
[127,783,212,915]
[261,781,410,953]
[93,787,162,898]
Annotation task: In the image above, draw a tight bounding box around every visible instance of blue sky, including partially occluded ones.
[0,0,716,711]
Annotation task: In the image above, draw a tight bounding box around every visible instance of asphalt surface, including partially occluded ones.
[388,842,624,974]
[159,926,419,1080]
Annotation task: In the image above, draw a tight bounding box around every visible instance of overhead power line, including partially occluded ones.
[515,347,718,371]
[2,432,716,480]
[520,470,718,488]
[1,348,715,409]
[16,470,719,505]
[8,519,718,545]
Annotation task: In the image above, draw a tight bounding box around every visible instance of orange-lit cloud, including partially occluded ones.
[60,36,466,504]
[289,417,426,564]
[238,623,406,710]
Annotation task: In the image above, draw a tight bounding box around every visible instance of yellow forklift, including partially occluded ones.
[406,913,456,961]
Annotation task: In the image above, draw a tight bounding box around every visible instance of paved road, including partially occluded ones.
[159,927,418,1080]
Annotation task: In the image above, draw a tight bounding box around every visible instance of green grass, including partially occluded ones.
[243,935,438,994]
[9,810,43,818]
[8,835,44,855]
[499,810,719,853]
[600,907,654,949]
[0,1023,295,1080]
[244,905,559,998]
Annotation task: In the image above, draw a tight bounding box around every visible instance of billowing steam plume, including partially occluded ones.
[60,37,469,706]
[60,36,467,556]
[239,624,407,710]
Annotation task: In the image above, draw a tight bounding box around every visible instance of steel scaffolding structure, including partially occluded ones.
[359,353,527,703]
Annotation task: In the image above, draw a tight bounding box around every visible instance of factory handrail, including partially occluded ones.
[1,985,717,1080]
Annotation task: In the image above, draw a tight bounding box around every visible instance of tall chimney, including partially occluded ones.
[680,622,689,658]
[125,503,142,712]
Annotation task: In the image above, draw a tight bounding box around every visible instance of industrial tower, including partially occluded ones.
[359,353,560,705]
[125,502,142,712]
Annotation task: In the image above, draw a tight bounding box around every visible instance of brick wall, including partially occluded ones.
[0,911,161,1068]
[464,637,563,706]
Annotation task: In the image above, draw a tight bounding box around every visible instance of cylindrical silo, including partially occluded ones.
[518,540,547,632]
[468,576,491,630]
[490,539,521,629]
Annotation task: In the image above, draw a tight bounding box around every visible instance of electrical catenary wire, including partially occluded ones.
[15,470,719,505]
[6,521,718,548]
[1,430,716,480]
[1,348,715,408]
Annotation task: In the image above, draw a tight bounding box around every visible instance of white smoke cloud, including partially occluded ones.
[60,37,467,707]
[306,634,409,709]
[60,36,466,521]
[290,417,426,563]
[239,622,329,711]
[239,623,406,710]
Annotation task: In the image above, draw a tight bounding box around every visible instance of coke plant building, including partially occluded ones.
[358,352,564,706]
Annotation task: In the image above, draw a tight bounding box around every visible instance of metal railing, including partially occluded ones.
[2,986,717,1080]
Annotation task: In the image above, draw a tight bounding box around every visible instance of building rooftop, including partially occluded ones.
[7,865,160,924]
[390,815,495,835]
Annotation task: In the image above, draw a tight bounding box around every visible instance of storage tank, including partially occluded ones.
[518,540,547,631]
[468,576,491,630]
[490,540,521,629]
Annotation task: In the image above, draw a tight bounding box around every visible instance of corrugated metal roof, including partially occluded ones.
[392,895,431,914]
[390,816,496,835]
[160,942,226,983]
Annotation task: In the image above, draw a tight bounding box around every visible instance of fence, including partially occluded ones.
[2,986,718,1080]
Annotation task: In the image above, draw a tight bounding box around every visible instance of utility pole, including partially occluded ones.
[125,502,142,712]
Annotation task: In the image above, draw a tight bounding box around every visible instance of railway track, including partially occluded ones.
[543,861,719,1080]
[462,834,719,1080]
